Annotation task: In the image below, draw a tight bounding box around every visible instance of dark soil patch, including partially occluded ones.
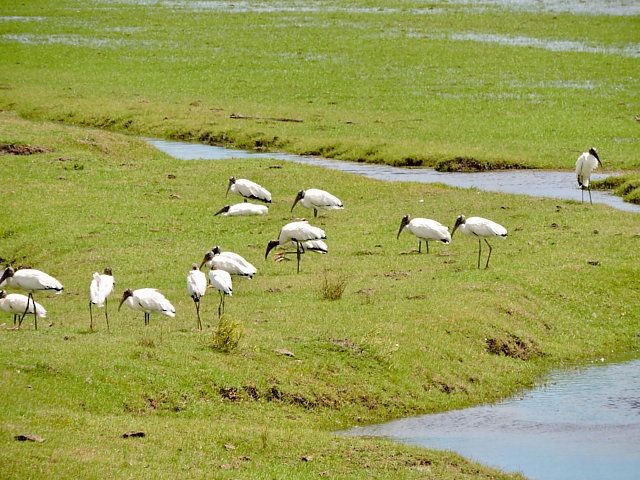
[0,143,49,155]
[435,156,529,172]
[485,334,542,360]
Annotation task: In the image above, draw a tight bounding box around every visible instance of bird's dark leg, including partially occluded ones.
[581,187,584,203]
[105,297,110,332]
[477,239,482,269]
[195,300,202,330]
[89,301,94,331]
[418,240,422,253]
[484,239,493,269]
[19,292,31,326]
[218,292,223,318]
[426,240,430,254]
[13,314,18,326]
[145,312,149,326]
[243,198,247,203]
[588,186,593,205]
[313,208,318,218]
[296,241,302,273]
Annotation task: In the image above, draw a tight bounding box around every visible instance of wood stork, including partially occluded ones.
[397,214,451,253]
[576,147,602,204]
[89,267,115,332]
[226,176,272,203]
[201,246,257,278]
[265,220,327,273]
[214,203,268,216]
[0,290,46,329]
[0,266,63,330]
[451,215,507,269]
[291,188,343,218]
[208,269,232,318]
[273,239,328,263]
[187,263,207,330]
[118,288,175,325]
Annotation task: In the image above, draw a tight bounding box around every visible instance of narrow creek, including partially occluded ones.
[147,138,640,213]
[148,138,640,479]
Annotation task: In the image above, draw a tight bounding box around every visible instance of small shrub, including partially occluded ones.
[209,317,243,353]
[320,271,348,300]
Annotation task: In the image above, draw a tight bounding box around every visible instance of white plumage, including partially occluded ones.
[291,188,343,217]
[0,290,46,328]
[575,147,602,204]
[451,215,507,269]
[397,215,451,253]
[226,176,272,203]
[215,203,268,216]
[209,269,232,317]
[118,288,175,325]
[89,267,115,331]
[265,220,327,273]
[187,263,207,329]
[201,246,257,278]
[0,266,63,330]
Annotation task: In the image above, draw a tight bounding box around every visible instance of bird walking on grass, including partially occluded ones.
[118,288,175,325]
[576,147,602,204]
[226,176,271,203]
[291,188,343,218]
[187,263,207,330]
[451,215,507,269]
[0,266,63,330]
[0,290,46,328]
[208,269,232,318]
[265,220,327,273]
[89,267,115,332]
[397,215,451,253]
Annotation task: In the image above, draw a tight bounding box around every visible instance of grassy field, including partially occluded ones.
[1,112,639,478]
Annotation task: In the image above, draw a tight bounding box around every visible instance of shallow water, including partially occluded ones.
[148,139,640,213]
[345,359,640,480]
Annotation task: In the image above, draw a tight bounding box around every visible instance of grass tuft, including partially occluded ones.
[320,271,348,300]
[209,317,243,353]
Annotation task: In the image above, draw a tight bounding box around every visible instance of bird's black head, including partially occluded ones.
[451,214,466,236]
[212,245,222,255]
[103,267,113,276]
[200,251,214,269]
[265,239,280,259]
[214,205,231,216]
[291,189,305,212]
[118,289,133,311]
[589,147,602,166]
[0,290,6,299]
[397,214,411,239]
[0,266,15,285]
[191,263,199,271]
[226,177,236,197]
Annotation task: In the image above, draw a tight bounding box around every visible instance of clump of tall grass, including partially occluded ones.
[209,317,243,353]
[319,271,348,300]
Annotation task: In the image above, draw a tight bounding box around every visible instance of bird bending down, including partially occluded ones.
[226,176,272,203]
[451,215,507,269]
[187,263,207,330]
[118,288,175,325]
[209,269,232,318]
[291,188,343,218]
[0,290,46,328]
[265,220,327,273]
[397,214,451,253]
[0,266,63,330]
[214,203,268,216]
[576,147,602,205]
[89,267,115,332]
[200,246,257,278]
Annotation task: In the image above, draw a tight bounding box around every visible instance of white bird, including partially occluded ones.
[214,203,268,216]
[576,147,602,204]
[208,269,232,318]
[273,239,328,263]
[265,220,327,273]
[397,214,451,253]
[291,188,343,218]
[187,263,207,330]
[89,267,115,332]
[226,176,272,203]
[0,290,46,328]
[451,215,507,269]
[118,288,175,325]
[200,246,257,279]
[0,266,63,329]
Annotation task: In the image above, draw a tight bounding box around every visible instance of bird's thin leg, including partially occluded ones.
[19,292,32,326]
[484,239,493,269]
[426,240,430,254]
[477,239,482,269]
[105,297,110,332]
[13,314,18,326]
[296,241,302,273]
[195,300,202,330]
[89,301,94,331]
[313,208,318,218]
[581,187,584,203]
[588,186,593,205]
[418,240,422,253]
[218,293,223,318]
[243,198,247,203]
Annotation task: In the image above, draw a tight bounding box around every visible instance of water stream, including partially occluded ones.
[147,138,640,213]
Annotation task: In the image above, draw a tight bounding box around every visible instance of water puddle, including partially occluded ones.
[450,0,640,16]
[344,359,640,480]
[148,139,640,213]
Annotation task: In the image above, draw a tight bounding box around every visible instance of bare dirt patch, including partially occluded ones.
[485,334,542,360]
[0,143,49,155]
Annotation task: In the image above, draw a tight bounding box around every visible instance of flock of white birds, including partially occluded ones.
[0,148,601,331]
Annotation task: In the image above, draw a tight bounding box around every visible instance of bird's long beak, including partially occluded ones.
[199,256,208,270]
[397,218,408,239]
[265,240,278,259]
[0,269,9,286]
[225,180,231,197]
[118,297,125,312]
[291,192,302,212]
[214,206,228,216]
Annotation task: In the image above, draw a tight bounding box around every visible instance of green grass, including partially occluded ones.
[1,112,639,478]
[0,0,638,173]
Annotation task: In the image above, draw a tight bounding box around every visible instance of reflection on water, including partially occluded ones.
[345,360,640,480]
[147,138,640,214]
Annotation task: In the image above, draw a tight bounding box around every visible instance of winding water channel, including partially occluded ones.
[148,138,640,213]
[149,138,640,479]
